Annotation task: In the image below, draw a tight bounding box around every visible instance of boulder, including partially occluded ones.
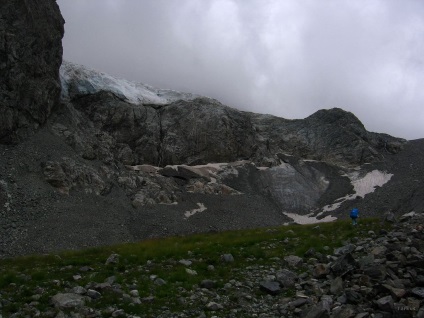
[284,255,303,267]
[259,281,281,296]
[376,295,394,312]
[330,253,357,276]
[276,269,298,288]
[51,293,85,309]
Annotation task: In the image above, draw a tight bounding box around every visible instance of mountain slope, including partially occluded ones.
[1,2,422,258]
[1,61,420,257]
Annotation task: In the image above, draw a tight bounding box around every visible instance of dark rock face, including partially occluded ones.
[0,0,64,143]
[57,62,406,167]
[61,92,405,168]
[250,108,404,166]
[65,93,258,166]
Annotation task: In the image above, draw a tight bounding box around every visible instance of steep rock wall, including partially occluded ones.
[0,0,64,143]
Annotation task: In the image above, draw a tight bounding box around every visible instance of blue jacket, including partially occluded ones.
[350,208,359,218]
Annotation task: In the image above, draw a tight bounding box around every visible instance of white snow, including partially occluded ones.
[184,203,207,218]
[60,60,207,105]
[283,212,337,225]
[322,169,393,212]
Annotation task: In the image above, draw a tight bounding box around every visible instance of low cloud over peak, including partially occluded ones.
[58,0,424,140]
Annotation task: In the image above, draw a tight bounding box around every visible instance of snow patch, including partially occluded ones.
[283,212,337,225]
[322,170,393,212]
[256,166,270,171]
[60,61,207,105]
[184,203,207,218]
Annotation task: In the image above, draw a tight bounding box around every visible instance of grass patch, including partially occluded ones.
[0,218,389,316]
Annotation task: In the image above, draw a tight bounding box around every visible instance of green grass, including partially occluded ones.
[0,218,389,317]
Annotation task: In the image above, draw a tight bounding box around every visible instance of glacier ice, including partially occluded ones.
[60,60,206,105]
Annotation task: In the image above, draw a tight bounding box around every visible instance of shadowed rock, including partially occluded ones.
[0,0,64,143]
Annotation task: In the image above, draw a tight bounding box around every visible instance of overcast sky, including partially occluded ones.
[57,0,424,140]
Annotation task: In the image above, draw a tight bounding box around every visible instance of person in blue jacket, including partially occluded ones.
[350,208,359,225]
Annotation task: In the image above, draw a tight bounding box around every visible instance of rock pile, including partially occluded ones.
[264,211,424,318]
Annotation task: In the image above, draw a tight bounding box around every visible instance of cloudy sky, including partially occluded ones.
[57,0,424,140]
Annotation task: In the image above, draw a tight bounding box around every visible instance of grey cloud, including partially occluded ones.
[57,0,424,139]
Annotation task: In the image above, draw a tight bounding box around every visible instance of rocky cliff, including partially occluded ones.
[58,62,403,168]
[0,0,64,143]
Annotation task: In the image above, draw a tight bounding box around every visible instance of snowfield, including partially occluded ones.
[283,212,337,225]
[184,203,207,218]
[284,169,393,224]
[322,169,393,212]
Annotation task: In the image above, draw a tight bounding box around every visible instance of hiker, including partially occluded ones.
[350,208,359,225]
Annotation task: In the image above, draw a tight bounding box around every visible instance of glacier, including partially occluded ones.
[60,60,207,105]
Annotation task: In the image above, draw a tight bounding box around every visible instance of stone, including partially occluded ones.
[51,293,85,309]
[42,161,70,194]
[345,290,362,305]
[411,287,424,298]
[112,309,126,317]
[400,212,416,222]
[105,276,117,284]
[313,263,329,278]
[382,284,406,299]
[334,244,356,256]
[142,296,155,303]
[376,295,394,312]
[72,286,87,295]
[185,268,197,276]
[302,304,327,318]
[331,305,357,318]
[276,269,298,288]
[105,253,120,265]
[330,277,344,296]
[331,253,357,276]
[159,165,211,181]
[371,246,388,257]
[132,297,142,305]
[288,298,310,308]
[305,247,317,258]
[200,279,216,289]
[417,307,424,318]
[206,302,223,311]
[94,282,112,291]
[87,289,101,299]
[385,212,396,223]
[357,254,375,269]
[284,255,303,267]
[179,259,192,266]
[363,266,386,280]
[154,278,167,286]
[354,313,369,318]
[259,281,281,295]
[221,254,234,263]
